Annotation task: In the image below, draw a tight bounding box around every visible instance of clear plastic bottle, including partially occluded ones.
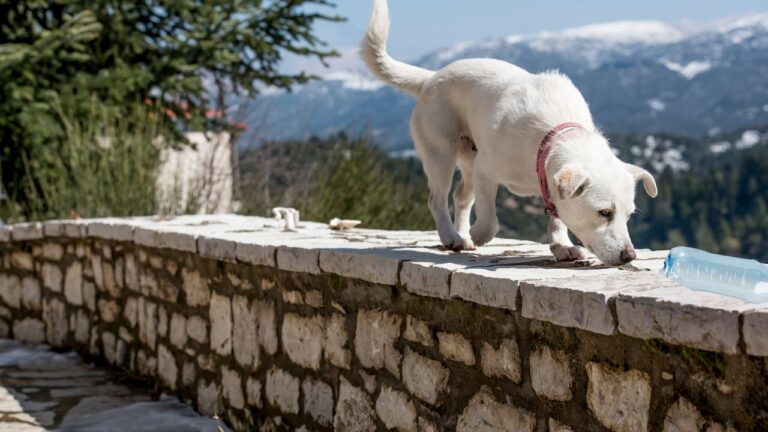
[662,247,768,303]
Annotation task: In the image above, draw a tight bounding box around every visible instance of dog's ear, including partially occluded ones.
[554,164,591,200]
[624,163,658,198]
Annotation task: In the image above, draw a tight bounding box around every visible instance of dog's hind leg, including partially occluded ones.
[453,136,477,248]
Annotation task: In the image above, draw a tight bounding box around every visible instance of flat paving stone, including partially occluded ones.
[0,339,228,431]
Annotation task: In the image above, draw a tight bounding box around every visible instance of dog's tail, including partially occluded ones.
[361,0,434,98]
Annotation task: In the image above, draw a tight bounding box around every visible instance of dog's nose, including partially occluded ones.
[620,247,637,264]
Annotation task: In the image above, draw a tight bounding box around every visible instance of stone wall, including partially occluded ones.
[0,215,766,431]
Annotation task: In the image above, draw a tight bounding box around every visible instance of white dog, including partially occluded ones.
[361,0,658,265]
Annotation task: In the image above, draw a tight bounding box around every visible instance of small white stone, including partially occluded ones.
[586,362,651,432]
[457,387,535,432]
[530,346,572,401]
[334,377,376,432]
[266,367,299,415]
[324,314,351,369]
[375,385,417,432]
[222,366,245,409]
[355,310,402,378]
[209,292,232,356]
[404,316,433,347]
[402,348,449,405]
[158,344,178,390]
[480,339,521,383]
[302,377,334,427]
[663,397,704,432]
[282,313,324,370]
[438,332,475,366]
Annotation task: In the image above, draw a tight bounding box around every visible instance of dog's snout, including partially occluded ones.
[620,247,637,264]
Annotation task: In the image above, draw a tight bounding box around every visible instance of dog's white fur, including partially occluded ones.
[361,0,658,265]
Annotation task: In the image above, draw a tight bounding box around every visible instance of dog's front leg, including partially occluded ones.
[548,217,588,261]
[469,173,499,247]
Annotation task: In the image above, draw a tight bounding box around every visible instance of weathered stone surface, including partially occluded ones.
[138,298,158,349]
[102,332,117,364]
[20,277,40,311]
[235,242,276,267]
[324,314,351,369]
[246,377,263,408]
[222,366,245,409]
[266,367,299,415]
[282,313,323,370]
[98,299,119,323]
[586,362,651,432]
[13,318,45,344]
[355,310,402,377]
[197,380,220,416]
[530,346,572,401]
[10,252,34,272]
[10,222,43,241]
[43,298,68,347]
[74,310,89,345]
[742,310,768,356]
[158,344,178,390]
[400,261,452,299]
[169,313,187,349]
[182,362,196,388]
[276,246,321,275]
[319,249,400,286]
[450,270,519,310]
[42,243,64,260]
[334,377,375,432]
[456,388,536,432]
[125,254,139,291]
[198,237,236,261]
[616,288,741,354]
[187,316,208,344]
[663,397,704,432]
[124,297,139,328]
[376,385,417,432]
[41,263,63,293]
[63,262,83,305]
[282,290,303,305]
[210,292,232,356]
[257,299,278,355]
[0,275,21,309]
[83,281,96,312]
[480,339,521,383]
[182,269,210,307]
[302,377,334,427]
[232,296,260,369]
[404,315,433,347]
[548,418,574,432]
[102,261,119,297]
[438,332,475,366]
[402,348,449,405]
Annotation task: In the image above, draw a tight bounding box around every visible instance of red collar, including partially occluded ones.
[536,122,587,218]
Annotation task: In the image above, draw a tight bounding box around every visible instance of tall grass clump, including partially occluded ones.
[1,99,166,222]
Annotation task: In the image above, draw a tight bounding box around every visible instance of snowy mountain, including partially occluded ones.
[238,14,768,153]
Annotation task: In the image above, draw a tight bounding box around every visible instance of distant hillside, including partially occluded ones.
[237,14,768,152]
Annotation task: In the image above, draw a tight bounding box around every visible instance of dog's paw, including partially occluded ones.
[440,231,474,252]
[551,244,588,262]
[470,221,499,247]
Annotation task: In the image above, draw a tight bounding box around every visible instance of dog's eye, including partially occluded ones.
[598,209,614,219]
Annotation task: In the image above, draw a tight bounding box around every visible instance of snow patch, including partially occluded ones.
[648,98,667,111]
[539,21,684,45]
[710,141,732,154]
[661,60,712,79]
[435,41,476,61]
[735,130,761,149]
[324,71,384,91]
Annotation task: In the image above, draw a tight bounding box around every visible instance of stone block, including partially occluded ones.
[124,297,139,328]
[450,269,519,310]
[197,380,220,416]
[10,252,34,272]
[404,315,433,347]
[157,305,168,338]
[400,261,452,299]
[375,385,417,432]
[182,269,210,307]
[41,263,62,293]
[42,243,64,260]
[187,315,208,344]
[276,246,322,275]
[548,418,574,432]
[210,293,232,356]
[319,249,401,286]
[303,377,334,427]
[158,344,178,390]
[43,298,68,347]
[402,348,449,405]
[222,366,245,409]
[235,243,276,267]
[663,397,704,432]
[457,388,535,432]
[83,281,96,312]
[257,299,278,355]
[586,362,651,432]
[530,346,572,401]
[63,262,83,305]
[246,378,263,408]
[480,339,521,383]
[170,313,187,349]
[334,377,375,432]
[324,314,351,369]
[98,299,120,323]
[0,275,21,309]
[232,296,260,369]
[438,332,475,366]
[198,237,236,262]
[20,277,40,311]
[282,313,324,370]
[266,367,299,415]
[74,310,90,345]
[744,310,768,356]
[10,222,43,241]
[13,318,45,344]
[138,298,158,350]
[355,310,402,377]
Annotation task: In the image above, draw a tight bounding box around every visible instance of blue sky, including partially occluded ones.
[285,0,768,74]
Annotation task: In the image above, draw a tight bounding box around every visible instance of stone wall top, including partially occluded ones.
[2,214,766,356]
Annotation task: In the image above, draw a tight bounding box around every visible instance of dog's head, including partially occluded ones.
[551,145,657,266]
